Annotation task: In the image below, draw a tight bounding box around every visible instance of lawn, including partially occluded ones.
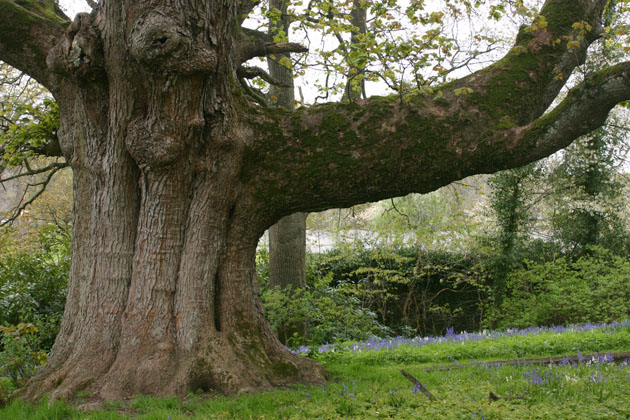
[2,321,630,419]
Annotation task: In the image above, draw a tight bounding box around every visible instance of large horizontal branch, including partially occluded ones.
[243,61,630,225]
[239,0,613,225]
[0,0,69,89]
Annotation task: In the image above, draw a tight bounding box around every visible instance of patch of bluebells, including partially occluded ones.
[519,352,619,390]
[291,320,630,355]
[522,368,564,386]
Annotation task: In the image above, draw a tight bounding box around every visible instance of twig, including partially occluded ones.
[489,391,526,402]
[0,164,64,227]
[0,162,67,183]
[400,369,434,400]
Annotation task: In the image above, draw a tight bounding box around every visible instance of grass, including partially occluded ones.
[2,322,630,419]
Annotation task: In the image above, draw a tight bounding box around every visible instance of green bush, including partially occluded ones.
[0,323,48,405]
[0,323,47,384]
[258,244,487,342]
[0,223,70,350]
[311,245,486,336]
[262,273,391,346]
[488,246,630,329]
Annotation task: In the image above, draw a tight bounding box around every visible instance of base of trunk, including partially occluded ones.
[17,329,327,402]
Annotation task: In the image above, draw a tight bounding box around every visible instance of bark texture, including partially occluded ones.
[0,0,629,402]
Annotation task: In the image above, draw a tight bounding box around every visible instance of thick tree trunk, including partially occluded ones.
[21,106,325,400]
[15,1,326,402]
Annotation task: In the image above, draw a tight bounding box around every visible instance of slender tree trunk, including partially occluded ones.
[266,0,308,344]
[345,0,367,101]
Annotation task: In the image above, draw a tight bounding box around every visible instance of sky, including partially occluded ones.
[59,0,90,18]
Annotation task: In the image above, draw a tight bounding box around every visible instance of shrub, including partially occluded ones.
[0,323,48,405]
[311,245,486,336]
[0,223,70,350]
[488,246,630,329]
[262,273,391,346]
[0,323,47,385]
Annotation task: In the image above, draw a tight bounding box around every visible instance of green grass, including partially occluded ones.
[323,323,630,366]
[2,324,630,419]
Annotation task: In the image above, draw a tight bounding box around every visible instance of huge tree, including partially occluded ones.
[1,0,630,402]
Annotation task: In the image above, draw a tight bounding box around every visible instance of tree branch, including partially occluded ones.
[238,0,261,24]
[513,61,630,166]
[240,0,624,225]
[0,162,66,226]
[237,65,288,87]
[0,161,67,183]
[238,40,308,64]
[0,0,69,89]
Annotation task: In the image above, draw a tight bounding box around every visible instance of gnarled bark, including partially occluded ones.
[0,0,628,402]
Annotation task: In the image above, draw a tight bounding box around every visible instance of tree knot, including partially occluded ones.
[129,12,217,75]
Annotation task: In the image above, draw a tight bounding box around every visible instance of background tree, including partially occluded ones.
[485,163,540,305]
[266,0,367,344]
[265,0,309,344]
[1,0,630,403]
[547,41,630,257]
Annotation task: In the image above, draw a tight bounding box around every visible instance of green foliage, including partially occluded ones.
[0,63,59,168]
[548,123,629,257]
[0,223,70,350]
[260,250,390,345]
[488,247,630,329]
[1,99,59,167]
[328,244,486,336]
[484,163,541,305]
[0,323,47,392]
[371,189,479,251]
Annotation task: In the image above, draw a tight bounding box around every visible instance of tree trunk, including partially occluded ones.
[14,1,326,402]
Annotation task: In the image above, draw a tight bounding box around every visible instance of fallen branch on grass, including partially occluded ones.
[488,391,527,402]
[400,369,435,400]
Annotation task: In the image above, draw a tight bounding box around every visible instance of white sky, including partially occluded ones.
[59,0,91,18]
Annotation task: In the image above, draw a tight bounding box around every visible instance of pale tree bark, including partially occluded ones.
[345,0,367,101]
[266,0,308,343]
[0,0,628,403]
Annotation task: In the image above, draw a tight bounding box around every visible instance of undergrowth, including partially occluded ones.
[1,322,629,419]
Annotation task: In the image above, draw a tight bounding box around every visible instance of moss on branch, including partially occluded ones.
[0,0,69,87]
